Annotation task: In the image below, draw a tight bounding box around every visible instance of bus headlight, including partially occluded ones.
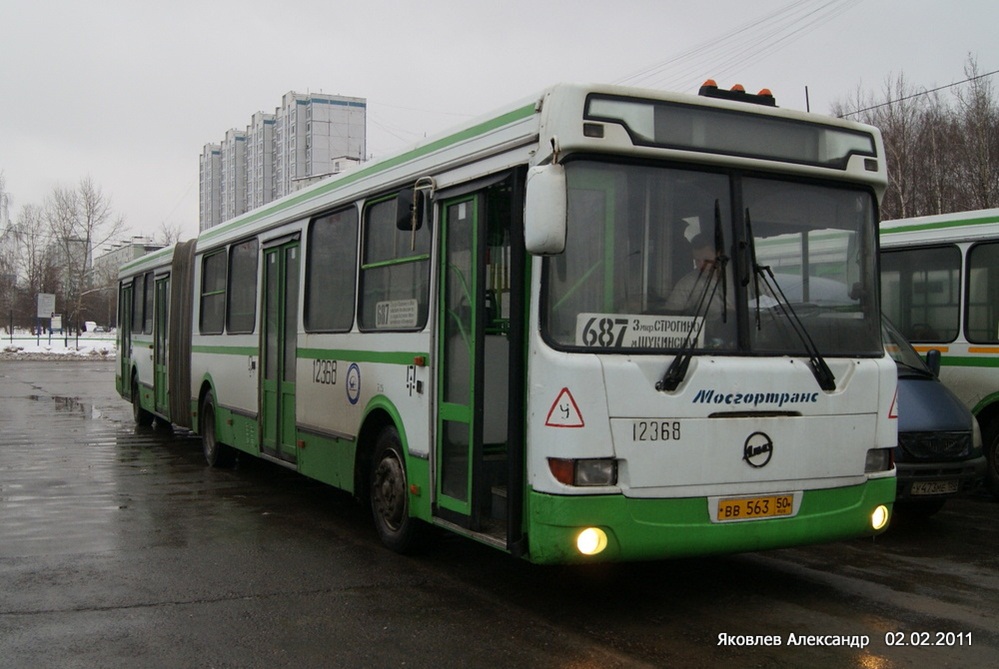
[548,458,617,486]
[864,448,893,473]
[576,527,608,556]
[871,505,890,531]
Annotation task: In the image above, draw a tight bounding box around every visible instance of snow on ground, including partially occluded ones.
[1,331,117,360]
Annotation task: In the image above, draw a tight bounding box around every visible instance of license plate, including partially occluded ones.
[717,494,794,522]
[910,480,959,496]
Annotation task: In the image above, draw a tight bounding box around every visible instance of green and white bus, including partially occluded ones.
[880,207,999,496]
[117,82,896,563]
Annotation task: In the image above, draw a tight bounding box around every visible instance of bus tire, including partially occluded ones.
[201,392,234,468]
[132,377,154,427]
[370,427,423,553]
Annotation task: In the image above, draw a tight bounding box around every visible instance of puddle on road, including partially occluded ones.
[27,394,103,420]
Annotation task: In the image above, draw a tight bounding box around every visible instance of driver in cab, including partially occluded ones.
[664,233,725,316]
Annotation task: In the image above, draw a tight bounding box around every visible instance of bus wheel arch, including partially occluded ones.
[131,369,153,427]
[356,408,424,553]
[354,410,392,503]
[198,381,233,468]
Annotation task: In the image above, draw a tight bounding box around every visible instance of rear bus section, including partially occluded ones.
[116,241,196,431]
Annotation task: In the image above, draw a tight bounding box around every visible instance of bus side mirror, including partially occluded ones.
[524,164,567,255]
[396,188,423,231]
[925,348,941,378]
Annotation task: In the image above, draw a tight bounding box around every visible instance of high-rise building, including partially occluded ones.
[274,91,366,198]
[199,91,366,230]
[246,112,275,211]
[199,144,221,232]
[220,128,246,223]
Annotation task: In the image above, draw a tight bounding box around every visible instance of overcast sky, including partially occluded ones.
[2,0,996,245]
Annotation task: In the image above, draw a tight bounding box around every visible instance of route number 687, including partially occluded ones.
[581,317,628,347]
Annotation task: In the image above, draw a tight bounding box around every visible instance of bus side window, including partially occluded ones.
[200,250,227,335]
[881,246,961,343]
[305,207,358,333]
[358,190,431,331]
[967,241,999,344]
[143,271,154,334]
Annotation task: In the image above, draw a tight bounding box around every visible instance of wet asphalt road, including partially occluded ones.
[1,359,997,668]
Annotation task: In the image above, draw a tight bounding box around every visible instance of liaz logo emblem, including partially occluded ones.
[743,431,774,468]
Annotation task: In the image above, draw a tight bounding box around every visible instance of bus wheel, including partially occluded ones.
[370,427,423,553]
[132,377,153,427]
[201,392,234,468]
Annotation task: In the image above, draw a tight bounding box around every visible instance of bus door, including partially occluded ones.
[436,185,513,534]
[153,275,170,416]
[261,240,300,464]
[119,281,133,394]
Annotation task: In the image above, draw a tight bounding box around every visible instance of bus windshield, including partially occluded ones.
[543,160,882,356]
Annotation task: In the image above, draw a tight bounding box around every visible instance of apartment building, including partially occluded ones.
[198,144,221,232]
[200,91,366,230]
[246,111,275,211]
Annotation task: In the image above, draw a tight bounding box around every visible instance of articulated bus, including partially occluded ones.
[117,82,896,564]
[880,208,999,496]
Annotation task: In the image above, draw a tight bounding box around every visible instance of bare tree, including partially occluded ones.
[157,220,185,246]
[0,171,14,330]
[7,204,57,328]
[46,177,127,333]
[871,73,929,220]
[914,92,961,215]
[836,55,999,220]
[953,56,999,210]
[0,170,9,227]
[88,252,121,329]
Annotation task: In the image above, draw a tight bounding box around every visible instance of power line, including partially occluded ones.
[615,0,861,93]
[838,68,999,118]
[616,0,817,85]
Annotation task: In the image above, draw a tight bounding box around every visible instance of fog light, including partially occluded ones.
[576,527,608,556]
[871,505,890,531]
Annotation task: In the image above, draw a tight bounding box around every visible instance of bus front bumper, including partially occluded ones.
[524,478,896,564]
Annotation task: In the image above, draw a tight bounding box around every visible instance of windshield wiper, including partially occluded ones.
[657,201,727,392]
[745,208,836,392]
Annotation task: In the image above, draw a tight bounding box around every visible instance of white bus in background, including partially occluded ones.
[880,208,999,496]
[118,81,897,564]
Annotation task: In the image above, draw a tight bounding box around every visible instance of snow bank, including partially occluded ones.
[1,333,117,360]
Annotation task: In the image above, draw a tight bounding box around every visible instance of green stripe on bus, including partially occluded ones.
[120,246,173,273]
[191,344,428,366]
[881,212,999,235]
[199,103,537,244]
[192,345,259,356]
[942,355,999,368]
[298,348,429,365]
